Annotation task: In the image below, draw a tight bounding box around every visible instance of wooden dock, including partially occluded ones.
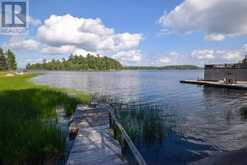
[180,80,247,90]
[66,104,128,165]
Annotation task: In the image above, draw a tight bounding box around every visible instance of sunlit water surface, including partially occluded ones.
[33,70,247,165]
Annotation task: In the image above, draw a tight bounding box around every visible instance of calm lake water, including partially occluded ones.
[33,70,247,165]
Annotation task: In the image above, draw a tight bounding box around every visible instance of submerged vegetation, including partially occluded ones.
[27,54,123,71]
[0,73,90,164]
[240,106,247,120]
[111,103,171,145]
[119,109,166,144]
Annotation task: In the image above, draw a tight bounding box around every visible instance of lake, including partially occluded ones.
[33,70,247,165]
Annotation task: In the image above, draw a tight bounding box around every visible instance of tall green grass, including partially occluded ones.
[0,73,90,164]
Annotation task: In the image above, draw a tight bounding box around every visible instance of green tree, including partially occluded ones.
[6,49,17,70]
[0,48,3,55]
[0,48,7,70]
[0,56,7,71]
[27,54,123,71]
[26,63,31,70]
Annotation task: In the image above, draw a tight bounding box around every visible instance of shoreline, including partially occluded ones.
[0,72,91,164]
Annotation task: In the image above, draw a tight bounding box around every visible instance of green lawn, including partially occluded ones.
[0,72,90,164]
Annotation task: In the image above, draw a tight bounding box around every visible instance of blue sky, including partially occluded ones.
[1,0,247,67]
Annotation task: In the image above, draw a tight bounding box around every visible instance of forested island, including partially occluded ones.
[124,65,202,70]
[27,54,201,71]
[27,54,123,71]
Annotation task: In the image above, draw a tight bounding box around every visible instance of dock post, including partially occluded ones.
[109,112,112,128]
[121,138,128,156]
[113,121,117,139]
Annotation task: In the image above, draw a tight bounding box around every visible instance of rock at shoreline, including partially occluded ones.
[5,73,15,77]
[69,127,79,140]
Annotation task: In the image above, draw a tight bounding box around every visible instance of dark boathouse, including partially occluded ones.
[204,56,247,83]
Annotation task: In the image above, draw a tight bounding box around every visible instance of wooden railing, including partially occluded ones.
[108,107,148,165]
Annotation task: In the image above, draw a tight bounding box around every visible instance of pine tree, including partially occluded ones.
[0,48,3,55]
[26,63,31,70]
[7,49,17,70]
[0,55,7,71]
[0,48,7,70]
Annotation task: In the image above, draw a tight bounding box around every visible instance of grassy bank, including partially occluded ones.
[0,72,90,164]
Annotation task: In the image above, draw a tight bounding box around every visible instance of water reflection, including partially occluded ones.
[239,106,247,120]
[116,104,218,165]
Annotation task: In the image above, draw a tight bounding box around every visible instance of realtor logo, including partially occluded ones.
[0,0,29,34]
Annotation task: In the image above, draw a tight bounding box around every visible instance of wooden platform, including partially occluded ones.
[180,80,247,90]
[66,105,128,165]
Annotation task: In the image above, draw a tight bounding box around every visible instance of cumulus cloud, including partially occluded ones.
[41,45,76,54]
[159,56,171,64]
[192,49,243,62]
[154,52,185,66]
[243,44,247,51]
[113,50,142,65]
[41,45,99,57]
[2,14,143,65]
[2,37,40,51]
[72,49,99,57]
[220,51,242,61]
[159,0,247,40]
[37,14,142,51]
[192,49,215,60]
[154,48,245,66]
[204,34,225,41]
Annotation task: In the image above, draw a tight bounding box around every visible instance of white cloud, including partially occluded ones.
[72,49,99,57]
[112,33,142,51]
[2,14,143,66]
[222,51,242,61]
[37,14,142,52]
[192,49,215,60]
[2,37,40,51]
[159,0,247,40]
[204,34,225,41]
[159,56,171,64]
[113,50,142,65]
[243,44,247,51]
[41,45,76,54]
[146,51,182,66]
[21,58,44,64]
[153,49,245,66]
[191,49,243,62]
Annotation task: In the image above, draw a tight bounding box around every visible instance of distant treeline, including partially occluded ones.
[124,65,202,70]
[0,48,17,71]
[27,54,202,71]
[27,54,123,71]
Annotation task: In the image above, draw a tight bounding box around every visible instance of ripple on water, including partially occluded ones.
[33,70,247,164]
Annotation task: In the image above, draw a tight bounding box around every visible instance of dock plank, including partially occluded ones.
[180,80,247,90]
[66,105,128,165]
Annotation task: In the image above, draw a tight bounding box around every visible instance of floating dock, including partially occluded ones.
[66,105,128,165]
[180,80,247,90]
